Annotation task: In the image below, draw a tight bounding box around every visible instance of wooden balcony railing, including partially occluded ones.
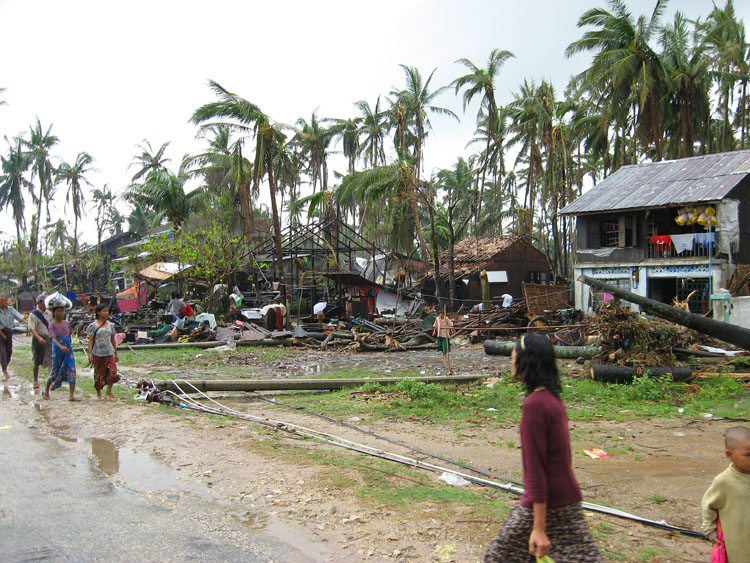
[646,237,717,259]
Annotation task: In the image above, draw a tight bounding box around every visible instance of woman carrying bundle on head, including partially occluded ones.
[44,303,79,401]
[87,303,120,399]
[484,333,603,562]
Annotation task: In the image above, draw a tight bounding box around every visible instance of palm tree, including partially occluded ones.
[127,204,159,237]
[659,12,711,158]
[566,0,669,160]
[191,80,286,287]
[0,136,32,247]
[91,186,117,251]
[700,0,749,150]
[355,97,389,168]
[432,158,477,301]
[389,65,458,261]
[44,219,71,291]
[129,140,171,183]
[124,157,205,233]
[56,151,94,255]
[23,118,58,274]
[294,110,335,193]
[452,49,515,228]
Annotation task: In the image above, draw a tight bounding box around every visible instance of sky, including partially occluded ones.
[2,0,748,246]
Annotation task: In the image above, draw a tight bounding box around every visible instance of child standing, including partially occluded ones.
[86,303,120,399]
[432,310,454,375]
[701,426,750,563]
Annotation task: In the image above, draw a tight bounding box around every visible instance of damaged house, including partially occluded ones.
[561,149,750,315]
[422,235,552,304]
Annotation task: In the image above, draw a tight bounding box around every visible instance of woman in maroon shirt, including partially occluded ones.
[484,333,603,562]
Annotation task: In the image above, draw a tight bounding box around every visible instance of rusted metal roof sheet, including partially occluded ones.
[561,150,750,215]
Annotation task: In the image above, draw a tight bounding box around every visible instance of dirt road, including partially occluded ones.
[2,340,738,562]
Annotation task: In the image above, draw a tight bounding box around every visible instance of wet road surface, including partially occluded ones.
[0,381,324,562]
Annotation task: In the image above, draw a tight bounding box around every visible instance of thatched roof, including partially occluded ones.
[425,235,524,278]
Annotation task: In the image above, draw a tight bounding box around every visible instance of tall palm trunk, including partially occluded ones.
[265,149,285,291]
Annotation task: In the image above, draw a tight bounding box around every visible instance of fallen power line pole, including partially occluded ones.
[154,374,485,393]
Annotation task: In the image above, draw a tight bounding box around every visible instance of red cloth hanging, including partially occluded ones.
[649,235,672,246]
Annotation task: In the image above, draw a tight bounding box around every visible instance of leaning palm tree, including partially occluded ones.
[56,151,95,255]
[0,136,32,247]
[191,80,286,286]
[23,118,59,274]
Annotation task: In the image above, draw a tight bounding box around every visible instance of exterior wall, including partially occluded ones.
[574,259,731,314]
[713,295,750,328]
[728,177,750,263]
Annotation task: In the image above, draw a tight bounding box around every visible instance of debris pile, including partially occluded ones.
[593,299,724,366]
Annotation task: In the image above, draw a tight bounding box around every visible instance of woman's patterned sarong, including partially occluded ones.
[48,336,76,390]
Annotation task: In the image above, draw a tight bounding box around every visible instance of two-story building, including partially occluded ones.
[561,150,750,314]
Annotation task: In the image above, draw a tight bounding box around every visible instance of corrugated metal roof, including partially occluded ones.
[560,150,750,215]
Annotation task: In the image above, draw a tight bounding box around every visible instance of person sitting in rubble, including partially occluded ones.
[167,311,196,342]
[166,292,185,321]
[470,302,485,314]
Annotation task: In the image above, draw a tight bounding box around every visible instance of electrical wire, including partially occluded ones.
[162,379,707,540]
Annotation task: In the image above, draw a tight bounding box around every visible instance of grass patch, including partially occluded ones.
[244,435,511,518]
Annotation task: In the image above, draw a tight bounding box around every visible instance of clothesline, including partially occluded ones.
[649,232,716,254]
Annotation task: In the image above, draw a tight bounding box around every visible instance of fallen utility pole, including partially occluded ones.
[155,375,484,393]
[580,275,750,351]
[590,366,692,383]
[484,340,599,359]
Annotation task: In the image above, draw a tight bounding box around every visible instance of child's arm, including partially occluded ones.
[700,478,725,541]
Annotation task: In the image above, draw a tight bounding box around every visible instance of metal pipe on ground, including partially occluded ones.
[580,275,750,351]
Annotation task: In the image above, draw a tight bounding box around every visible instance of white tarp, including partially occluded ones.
[718,199,739,255]
[486,270,508,283]
[375,290,412,316]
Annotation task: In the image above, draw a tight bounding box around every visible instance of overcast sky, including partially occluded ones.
[2,0,748,245]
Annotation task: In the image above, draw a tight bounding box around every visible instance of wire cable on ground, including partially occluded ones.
[161,380,706,540]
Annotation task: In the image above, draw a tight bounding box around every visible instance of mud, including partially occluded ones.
[3,336,741,562]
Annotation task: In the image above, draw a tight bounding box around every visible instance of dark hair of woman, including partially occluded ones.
[514,333,561,398]
[94,303,108,317]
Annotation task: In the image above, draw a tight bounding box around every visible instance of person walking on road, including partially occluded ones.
[87,303,120,399]
[484,333,603,562]
[44,305,79,401]
[432,309,455,376]
[0,294,25,380]
[28,294,52,389]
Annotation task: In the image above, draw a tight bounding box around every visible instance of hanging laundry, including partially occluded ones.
[650,235,673,247]
[670,233,695,254]
[694,232,717,246]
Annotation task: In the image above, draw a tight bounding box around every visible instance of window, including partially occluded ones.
[601,220,620,247]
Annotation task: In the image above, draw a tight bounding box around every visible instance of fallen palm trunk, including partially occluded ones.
[590,365,693,383]
[581,275,750,351]
[155,374,484,393]
[484,340,599,358]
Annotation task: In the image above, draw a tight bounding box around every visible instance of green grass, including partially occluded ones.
[245,435,511,518]
[263,370,747,427]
